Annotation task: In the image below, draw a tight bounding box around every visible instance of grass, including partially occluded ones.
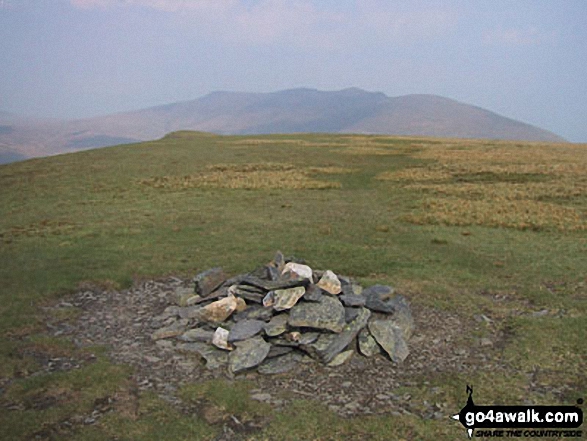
[0,132,586,439]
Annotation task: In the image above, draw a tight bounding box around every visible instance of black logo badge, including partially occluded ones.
[451,385,583,439]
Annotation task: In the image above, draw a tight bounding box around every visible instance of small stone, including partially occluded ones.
[316,270,342,295]
[229,336,271,373]
[199,295,239,323]
[358,328,381,357]
[326,350,354,367]
[212,327,232,351]
[288,296,346,333]
[264,314,288,337]
[179,328,214,343]
[193,267,227,297]
[151,319,189,340]
[297,332,320,345]
[228,319,265,342]
[263,291,275,307]
[250,393,272,402]
[271,251,285,273]
[281,262,313,280]
[479,338,493,347]
[273,286,306,311]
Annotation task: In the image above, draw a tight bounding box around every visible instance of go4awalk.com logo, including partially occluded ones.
[451,386,584,438]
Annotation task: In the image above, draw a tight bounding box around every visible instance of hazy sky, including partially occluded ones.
[1,0,586,141]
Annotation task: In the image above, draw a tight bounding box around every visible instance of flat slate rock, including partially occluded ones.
[233,305,273,322]
[358,328,381,357]
[179,328,214,343]
[339,294,366,307]
[319,307,371,363]
[363,285,396,313]
[229,336,271,373]
[239,275,309,292]
[387,295,414,339]
[368,319,409,363]
[194,267,227,297]
[176,342,229,370]
[264,314,289,337]
[303,284,323,302]
[258,352,303,375]
[228,319,265,342]
[273,286,306,311]
[288,296,346,333]
[151,319,189,340]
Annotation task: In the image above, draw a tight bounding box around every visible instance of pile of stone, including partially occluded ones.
[151,252,414,375]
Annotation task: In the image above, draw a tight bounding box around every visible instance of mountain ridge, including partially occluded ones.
[0,88,567,164]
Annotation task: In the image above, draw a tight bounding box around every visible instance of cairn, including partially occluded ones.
[151,252,414,375]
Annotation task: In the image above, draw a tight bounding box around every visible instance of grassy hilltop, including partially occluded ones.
[0,131,585,440]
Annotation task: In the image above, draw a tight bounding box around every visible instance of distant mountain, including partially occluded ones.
[0,88,566,163]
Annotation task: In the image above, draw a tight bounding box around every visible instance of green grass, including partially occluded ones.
[1,132,586,439]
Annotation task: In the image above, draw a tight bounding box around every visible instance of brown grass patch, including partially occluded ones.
[380,141,587,231]
[139,163,341,190]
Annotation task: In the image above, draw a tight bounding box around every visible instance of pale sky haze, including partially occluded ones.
[1,0,586,141]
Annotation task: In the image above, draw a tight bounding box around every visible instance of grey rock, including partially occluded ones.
[273,286,306,311]
[339,294,366,307]
[179,328,214,343]
[178,306,203,320]
[233,305,273,322]
[194,267,227,297]
[358,328,381,357]
[175,287,197,306]
[239,274,308,292]
[229,336,271,373]
[368,320,409,363]
[266,345,294,358]
[303,284,323,302]
[387,295,414,339]
[177,342,229,370]
[258,352,303,375]
[288,296,346,333]
[344,307,360,323]
[300,333,338,360]
[264,314,289,337]
[151,319,189,340]
[363,285,396,313]
[228,319,265,342]
[271,251,285,273]
[319,307,371,363]
[267,265,280,281]
[298,332,320,345]
[327,350,354,367]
